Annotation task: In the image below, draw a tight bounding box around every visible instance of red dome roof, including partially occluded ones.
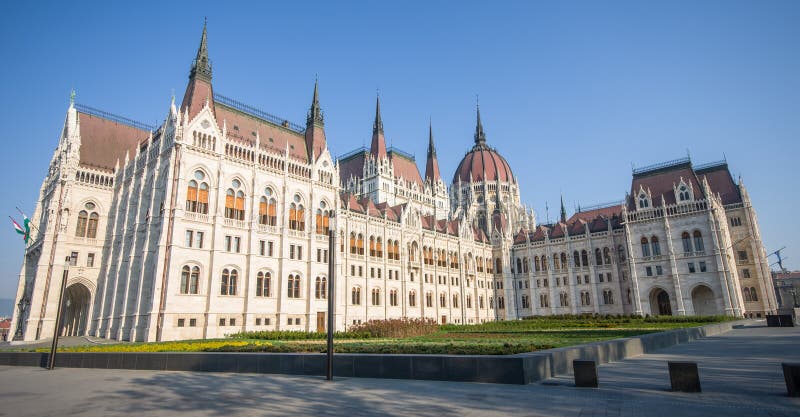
[453,106,515,184]
[453,146,515,184]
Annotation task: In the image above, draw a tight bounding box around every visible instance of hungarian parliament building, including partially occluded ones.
[10,24,777,342]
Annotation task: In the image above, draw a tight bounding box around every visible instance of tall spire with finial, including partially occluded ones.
[474,102,486,147]
[370,94,387,159]
[181,19,215,120]
[560,194,567,223]
[305,77,327,162]
[424,120,441,184]
[191,18,212,81]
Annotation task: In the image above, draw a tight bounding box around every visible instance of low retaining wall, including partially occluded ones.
[0,320,741,385]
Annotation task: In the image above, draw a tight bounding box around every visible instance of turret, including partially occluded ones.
[180,19,215,121]
[304,78,327,162]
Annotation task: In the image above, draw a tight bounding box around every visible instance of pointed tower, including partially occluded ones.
[180,20,215,121]
[560,195,567,223]
[304,78,327,162]
[424,121,441,184]
[474,104,487,147]
[370,95,387,159]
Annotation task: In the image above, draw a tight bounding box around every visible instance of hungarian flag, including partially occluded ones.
[10,216,30,244]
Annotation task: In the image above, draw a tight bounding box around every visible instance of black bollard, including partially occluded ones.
[573,360,598,388]
[668,361,701,392]
[782,363,800,397]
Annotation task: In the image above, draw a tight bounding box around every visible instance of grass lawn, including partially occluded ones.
[34,315,735,355]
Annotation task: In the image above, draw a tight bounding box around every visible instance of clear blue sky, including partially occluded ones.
[0,1,798,298]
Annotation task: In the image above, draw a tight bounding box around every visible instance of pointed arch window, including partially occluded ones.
[186,171,210,214]
[225,180,245,220]
[315,276,327,299]
[641,237,651,257]
[357,234,364,255]
[573,251,580,268]
[259,189,277,226]
[581,250,589,267]
[351,287,361,305]
[221,268,238,296]
[408,290,417,307]
[638,192,650,209]
[678,184,691,201]
[256,271,272,297]
[287,274,301,298]
[180,265,200,295]
[390,289,398,306]
[603,248,611,265]
[595,248,603,266]
[750,287,758,302]
[372,288,381,306]
[650,237,661,256]
[682,232,692,254]
[618,245,626,262]
[75,210,89,237]
[693,231,704,252]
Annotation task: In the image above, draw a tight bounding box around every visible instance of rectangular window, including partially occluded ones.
[219,318,226,326]
[317,249,322,262]
[295,318,301,325]
[584,275,590,284]
[377,269,382,279]
[598,273,604,283]
[256,318,261,326]
[287,318,293,325]
[259,240,266,256]
[177,318,185,327]
[731,217,742,227]
[225,236,232,252]
[351,265,355,276]
[656,265,663,275]
[738,250,748,261]
[229,318,236,326]
[196,231,204,248]
[359,266,363,277]
[185,230,193,247]
[688,262,696,273]
[646,266,653,277]
[265,318,271,325]
[297,246,303,260]
[87,253,95,267]
[290,245,296,259]
[699,261,707,272]
[268,241,274,256]
[370,267,375,278]
[742,268,751,278]
[70,252,78,266]
[234,237,241,253]
[189,318,197,327]
[324,250,328,263]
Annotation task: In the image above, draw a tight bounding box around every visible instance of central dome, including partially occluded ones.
[452,108,515,184]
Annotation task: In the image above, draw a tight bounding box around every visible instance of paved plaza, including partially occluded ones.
[0,323,797,416]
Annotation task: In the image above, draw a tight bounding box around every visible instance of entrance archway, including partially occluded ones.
[62,283,91,337]
[650,288,672,316]
[691,285,718,316]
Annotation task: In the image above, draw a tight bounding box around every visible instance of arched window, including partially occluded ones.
[221,268,237,296]
[86,213,99,238]
[256,271,271,297]
[553,254,560,271]
[561,253,568,269]
[315,201,330,235]
[750,287,758,302]
[75,210,88,237]
[618,245,626,262]
[357,234,364,255]
[466,294,472,309]
[440,292,447,308]
[371,288,381,306]
[225,180,246,220]
[287,274,301,298]
[603,289,614,304]
[693,231,704,252]
[351,287,361,305]
[180,266,200,295]
[389,289,398,306]
[426,292,433,307]
[369,236,376,257]
[534,256,541,272]
[743,287,751,302]
[573,251,580,268]
[315,276,327,299]
[259,189,277,226]
[523,257,529,273]
[289,198,305,231]
[516,258,522,274]
[603,247,611,265]
[408,290,417,307]
[479,295,484,309]
[495,258,502,274]
[581,250,589,267]
[638,192,649,209]
[651,237,661,256]
[678,184,691,201]
[641,237,651,257]
[682,232,692,254]
[349,233,357,254]
[595,248,603,266]
[186,171,210,214]
[452,294,459,308]
[378,238,385,258]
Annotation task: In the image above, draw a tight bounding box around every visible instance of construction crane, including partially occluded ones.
[768,247,787,272]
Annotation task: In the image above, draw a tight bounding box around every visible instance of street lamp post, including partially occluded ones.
[48,257,70,370]
[14,297,29,340]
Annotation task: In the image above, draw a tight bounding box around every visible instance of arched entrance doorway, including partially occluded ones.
[691,285,718,316]
[62,283,91,337]
[650,288,672,316]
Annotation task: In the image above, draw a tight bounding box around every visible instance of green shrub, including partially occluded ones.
[348,318,439,338]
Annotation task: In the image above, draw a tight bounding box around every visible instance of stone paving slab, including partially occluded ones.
[0,323,797,416]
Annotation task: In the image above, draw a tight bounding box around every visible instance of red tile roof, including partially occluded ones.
[216,103,309,162]
[696,163,742,205]
[389,151,423,186]
[629,161,704,210]
[453,146,514,184]
[568,204,623,223]
[77,111,150,172]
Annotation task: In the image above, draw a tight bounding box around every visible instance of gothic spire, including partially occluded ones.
[370,94,387,159]
[474,103,486,146]
[306,77,324,126]
[304,78,327,162]
[425,120,441,183]
[190,18,212,81]
[560,194,567,223]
